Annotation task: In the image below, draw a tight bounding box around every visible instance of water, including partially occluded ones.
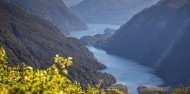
[87,46,163,94]
[69,23,120,39]
[70,24,164,94]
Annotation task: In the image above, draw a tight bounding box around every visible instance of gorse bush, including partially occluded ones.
[172,85,190,94]
[108,88,124,94]
[0,47,7,63]
[0,47,123,94]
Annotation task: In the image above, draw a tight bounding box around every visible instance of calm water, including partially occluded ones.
[70,24,164,94]
[69,23,120,39]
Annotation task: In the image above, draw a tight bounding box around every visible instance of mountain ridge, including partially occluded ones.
[2,0,88,35]
[72,0,159,24]
[0,2,115,88]
[104,0,190,86]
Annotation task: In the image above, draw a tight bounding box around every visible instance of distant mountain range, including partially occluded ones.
[104,0,190,86]
[0,2,115,88]
[72,0,159,24]
[2,0,88,35]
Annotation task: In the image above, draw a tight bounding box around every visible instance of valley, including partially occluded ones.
[70,24,164,94]
[1,0,190,93]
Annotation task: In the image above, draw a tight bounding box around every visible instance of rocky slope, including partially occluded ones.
[109,84,128,94]
[156,25,190,86]
[3,0,88,35]
[137,86,171,94]
[0,2,115,88]
[105,0,190,87]
[137,85,190,94]
[72,0,159,24]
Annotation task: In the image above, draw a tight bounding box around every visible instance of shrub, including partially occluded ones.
[172,85,190,94]
[0,47,123,94]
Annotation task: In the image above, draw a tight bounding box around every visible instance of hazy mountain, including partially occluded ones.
[63,0,83,7]
[72,0,159,24]
[2,0,88,35]
[156,25,190,86]
[80,28,115,46]
[105,0,190,86]
[0,2,115,88]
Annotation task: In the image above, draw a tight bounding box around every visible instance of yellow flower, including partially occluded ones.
[24,76,28,80]
[44,71,47,74]
[54,54,60,63]
[59,90,63,94]
[40,73,44,76]
[68,57,73,60]
[26,66,33,70]
[55,54,59,57]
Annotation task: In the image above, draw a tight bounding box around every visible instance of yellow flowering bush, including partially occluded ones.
[172,86,190,94]
[0,47,123,94]
[108,88,124,94]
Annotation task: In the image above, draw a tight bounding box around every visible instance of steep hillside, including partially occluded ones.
[72,0,159,24]
[80,28,115,46]
[0,2,115,88]
[156,26,190,86]
[3,0,88,34]
[105,0,190,86]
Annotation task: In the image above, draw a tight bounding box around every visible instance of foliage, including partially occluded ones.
[0,47,123,94]
[0,47,7,63]
[109,84,128,94]
[108,88,124,94]
[172,85,190,94]
[0,2,115,88]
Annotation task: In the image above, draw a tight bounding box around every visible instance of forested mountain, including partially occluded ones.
[72,0,159,24]
[105,0,190,86]
[156,25,190,86]
[0,2,115,88]
[2,0,88,35]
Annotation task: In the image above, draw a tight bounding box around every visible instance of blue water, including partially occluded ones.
[69,23,120,39]
[70,24,164,94]
[87,47,163,94]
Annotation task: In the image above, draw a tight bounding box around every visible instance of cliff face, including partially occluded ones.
[72,0,159,24]
[105,0,190,86]
[0,2,115,88]
[4,0,88,34]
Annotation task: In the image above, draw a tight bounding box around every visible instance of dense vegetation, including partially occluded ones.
[0,2,115,89]
[104,0,190,87]
[80,28,115,47]
[172,86,190,94]
[0,47,124,94]
[4,0,88,34]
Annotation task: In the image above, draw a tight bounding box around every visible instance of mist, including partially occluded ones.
[71,0,159,24]
[62,0,83,7]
